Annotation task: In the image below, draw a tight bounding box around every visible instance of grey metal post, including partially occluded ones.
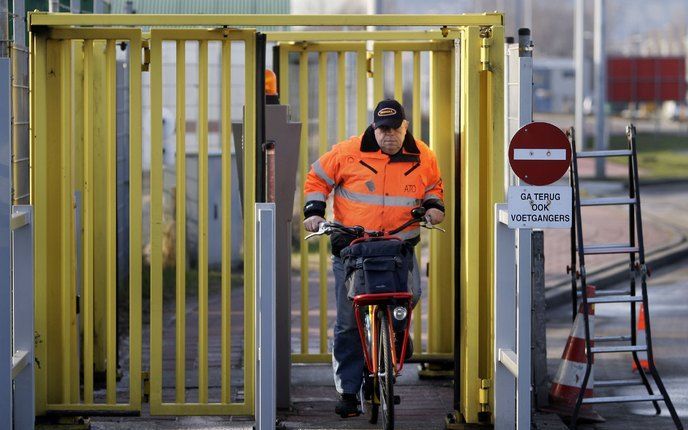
[265,104,301,409]
[256,203,276,430]
[574,0,586,152]
[594,0,607,178]
[12,206,34,430]
[530,231,548,409]
[495,29,533,430]
[0,56,11,430]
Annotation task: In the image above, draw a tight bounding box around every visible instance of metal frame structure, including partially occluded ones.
[255,203,276,430]
[567,126,683,430]
[3,57,35,430]
[28,13,506,423]
[493,35,533,430]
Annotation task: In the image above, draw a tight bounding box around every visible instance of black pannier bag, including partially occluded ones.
[340,238,413,300]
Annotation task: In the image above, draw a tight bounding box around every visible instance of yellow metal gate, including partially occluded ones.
[30,13,505,423]
[31,20,257,415]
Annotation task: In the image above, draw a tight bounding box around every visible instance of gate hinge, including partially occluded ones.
[479,26,493,72]
[142,40,150,72]
[479,379,491,411]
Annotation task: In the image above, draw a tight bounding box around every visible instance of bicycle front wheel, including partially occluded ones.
[378,309,394,430]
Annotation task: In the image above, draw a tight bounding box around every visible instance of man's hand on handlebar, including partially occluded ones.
[424,208,444,225]
[304,215,326,232]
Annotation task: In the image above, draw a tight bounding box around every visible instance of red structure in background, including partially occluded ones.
[607,56,687,102]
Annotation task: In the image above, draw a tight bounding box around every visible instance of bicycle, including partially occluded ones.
[305,207,445,430]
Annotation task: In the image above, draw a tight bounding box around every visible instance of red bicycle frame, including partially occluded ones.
[353,292,414,376]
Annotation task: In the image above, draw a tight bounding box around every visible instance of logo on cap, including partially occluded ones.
[378,107,397,117]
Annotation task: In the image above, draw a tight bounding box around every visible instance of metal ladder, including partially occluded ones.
[567,124,683,429]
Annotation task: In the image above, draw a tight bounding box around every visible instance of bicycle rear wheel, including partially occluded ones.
[379,309,394,430]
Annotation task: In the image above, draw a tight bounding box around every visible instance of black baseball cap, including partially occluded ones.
[373,99,405,129]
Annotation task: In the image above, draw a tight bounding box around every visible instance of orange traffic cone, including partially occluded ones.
[632,304,650,372]
[548,285,605,423]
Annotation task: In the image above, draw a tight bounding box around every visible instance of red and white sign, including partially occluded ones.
[508,122,571,186]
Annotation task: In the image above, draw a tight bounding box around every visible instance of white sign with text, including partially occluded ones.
[507,186,572,229]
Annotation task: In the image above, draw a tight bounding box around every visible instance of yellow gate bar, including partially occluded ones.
[175,40,187,405]
[268,30,461,43]
[460,26,482,422]
[337,52,346,141]
[82,39,95,404]
[220,38,233,405]
[198,39,210,405]
[105,39,118,405]
[411,50,422,350]
[317,52,329,354]
[29,13,504,28]
[372,45,383,105]
[394,51,403,104]
[59,39,72,402]
[31,33,48,413]
[128,32,143,410]
[298,50,309,355]
[428,48,455,354]
[149,33,163,409]
[356,50,367,133]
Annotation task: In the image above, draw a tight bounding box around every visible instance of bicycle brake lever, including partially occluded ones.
[421,222,446,233]
[304,222,330,240]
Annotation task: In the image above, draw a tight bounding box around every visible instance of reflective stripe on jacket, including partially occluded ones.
[304,126,444,243]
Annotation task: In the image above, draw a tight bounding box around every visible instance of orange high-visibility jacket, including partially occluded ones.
[304,126,444,246]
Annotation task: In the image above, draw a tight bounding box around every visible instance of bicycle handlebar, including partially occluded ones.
[304,207,445,240]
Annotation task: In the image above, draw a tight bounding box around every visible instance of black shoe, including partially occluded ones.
[395,335,413,361]
[335,393,361,418]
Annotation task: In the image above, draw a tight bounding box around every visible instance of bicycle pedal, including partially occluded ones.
[394,395,401,405]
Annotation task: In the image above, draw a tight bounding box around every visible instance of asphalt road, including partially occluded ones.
[547,258,688,430]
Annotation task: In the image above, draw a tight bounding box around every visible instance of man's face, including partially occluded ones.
[374,120,408,155]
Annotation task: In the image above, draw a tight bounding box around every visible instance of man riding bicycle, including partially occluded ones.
[303,99,445,418]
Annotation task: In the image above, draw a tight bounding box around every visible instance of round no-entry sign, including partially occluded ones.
[508,122,571,186]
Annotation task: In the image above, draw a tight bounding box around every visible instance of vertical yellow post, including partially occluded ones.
[428,47,455,359]
[485,25,505,412]
[59,39,73,402]
[317,52,328,354]
[372,45,383,105]
[220,39,232,404]
[128,33,143,409]
[44,39,66,405]
[460,26,482,422]
[411,50,422,349]
[93,40,108,380]
[175,40,187,404]
[31,33,49,414]
[198,39,209,405]
[394,50,403,104]
[356,49,367,132]
[337,51,346,140]
[149,34,163,409]
[70,40,84,403]
[298,50,309,354]
[82,39,95,404]
[243,33,257,413]
[105,39,117,405]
